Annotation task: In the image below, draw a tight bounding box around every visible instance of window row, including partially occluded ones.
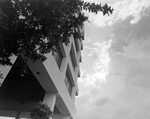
[64,68,73,96]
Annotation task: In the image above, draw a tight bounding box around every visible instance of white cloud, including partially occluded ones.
[77,5,150,119]
[77,37,150,119]
[84,0,124,5]
[107,56,150,119]
[76,1,150,119]
[79,39,111,87]
[130,15,141,24]
[85,0,150,27]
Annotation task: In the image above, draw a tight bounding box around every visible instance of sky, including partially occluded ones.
[76,0,150,119]
[0,0,150,119]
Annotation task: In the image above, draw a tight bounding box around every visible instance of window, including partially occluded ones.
[74,38,79,51]
[70,45,77,71]
[64,69,73,96]
[53,46,63,68]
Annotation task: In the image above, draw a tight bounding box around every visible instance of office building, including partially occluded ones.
[0,26,84,119]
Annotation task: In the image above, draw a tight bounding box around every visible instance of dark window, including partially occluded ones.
[53,46,63,68]
[64,69,73,96]
[70,45,76,71]
[74,38,79,51]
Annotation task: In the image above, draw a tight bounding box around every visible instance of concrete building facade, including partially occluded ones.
[0,26,84,119]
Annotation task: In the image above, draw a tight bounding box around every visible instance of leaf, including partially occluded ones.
[0,0,113,75]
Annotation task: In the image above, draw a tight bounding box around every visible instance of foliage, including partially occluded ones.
[30,102,53,119]
[0,0,113,76]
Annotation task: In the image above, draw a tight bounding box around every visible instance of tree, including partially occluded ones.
[0,0,113,76]
[30,102,53,119]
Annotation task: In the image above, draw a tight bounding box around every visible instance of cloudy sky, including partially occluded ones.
[0,0,150,119]
[76,0,150,119]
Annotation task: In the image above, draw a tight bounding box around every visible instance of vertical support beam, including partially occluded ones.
[21,112,30,119]
[43,92,57,119]
[15,111,21,119]
[43,92,56,112]
[53,114,70,119]
[60,57,67,77]
[71,86,76,103]
[15,111,31,119]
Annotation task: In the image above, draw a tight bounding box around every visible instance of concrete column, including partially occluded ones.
[15,111,22,119]
[20,112,30,119]
[15,111,30,119]
[71,86,76,103]
[43,92,57,112]
[60,57,67,80]
[53,114,70,119]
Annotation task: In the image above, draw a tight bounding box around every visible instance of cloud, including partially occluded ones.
[79,39,111,87]
[94,97,111,107]
[103,51,150,118]
[103,20,150,119]
[85,0,150,27]
[76,1,150,119]
[84,0,117,4]
[110,8,150,53]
